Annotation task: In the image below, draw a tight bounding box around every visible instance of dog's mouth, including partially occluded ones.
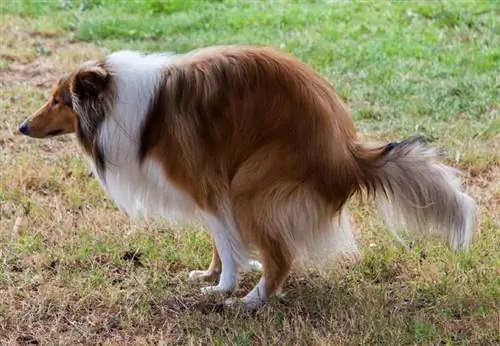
[47,129,63,136]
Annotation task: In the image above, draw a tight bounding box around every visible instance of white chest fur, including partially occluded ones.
[87,50,199,223]
[89,155,198,223]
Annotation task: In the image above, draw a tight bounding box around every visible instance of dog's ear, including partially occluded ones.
[72,63,109,101]
[60,87,73,108]
[53,76,74,108]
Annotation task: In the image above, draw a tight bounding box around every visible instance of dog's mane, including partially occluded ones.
[69,61,116,181]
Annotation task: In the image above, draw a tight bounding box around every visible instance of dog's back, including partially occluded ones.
[141,45,363,212]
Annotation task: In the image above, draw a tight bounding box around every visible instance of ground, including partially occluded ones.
[0,1,499,345]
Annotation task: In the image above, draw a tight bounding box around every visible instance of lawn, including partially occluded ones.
[0,0,499,344]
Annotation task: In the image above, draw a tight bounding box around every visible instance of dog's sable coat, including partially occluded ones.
[20,45,477,310]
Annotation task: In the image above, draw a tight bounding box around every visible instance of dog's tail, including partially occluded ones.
[352,136,477,250]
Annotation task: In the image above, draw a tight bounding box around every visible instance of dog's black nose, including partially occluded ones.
[19,123,29,134]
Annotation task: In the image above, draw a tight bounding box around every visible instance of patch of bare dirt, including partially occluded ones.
[0,18,104,89]
[467,163,500,218]
[1,57,61,88]
[0,43,104,89]
[455,136,500,218]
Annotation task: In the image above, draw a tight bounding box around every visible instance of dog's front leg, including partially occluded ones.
[197,213,238,294]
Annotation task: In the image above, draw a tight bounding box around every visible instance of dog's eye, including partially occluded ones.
[53,99,59,106]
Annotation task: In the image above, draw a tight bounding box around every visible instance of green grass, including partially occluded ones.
[0,0,499,344]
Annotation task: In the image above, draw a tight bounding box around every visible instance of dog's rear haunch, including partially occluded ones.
[19,46,477,311]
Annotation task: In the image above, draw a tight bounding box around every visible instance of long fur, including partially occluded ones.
[356,137,476,249]
[21,45,478,310]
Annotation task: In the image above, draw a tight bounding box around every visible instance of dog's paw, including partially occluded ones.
[189,270,218,281]
[200,284,234,295]
[223,297,239,307]
[248,260,263,272]
[223,297,264,312]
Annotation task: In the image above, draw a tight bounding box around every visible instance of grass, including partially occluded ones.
[0,0,499,344]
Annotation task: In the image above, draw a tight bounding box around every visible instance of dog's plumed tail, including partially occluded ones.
[354,136,477,250]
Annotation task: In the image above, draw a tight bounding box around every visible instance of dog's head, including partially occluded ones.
[19,61,111,142]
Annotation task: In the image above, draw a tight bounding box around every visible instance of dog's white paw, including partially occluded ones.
[223,297,265,311]
[189,270,218,281]
[248,260,263,272]
[223,297,239,306]
[200,284,234,295]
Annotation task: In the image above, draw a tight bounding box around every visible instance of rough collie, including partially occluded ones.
[19,45,477,311]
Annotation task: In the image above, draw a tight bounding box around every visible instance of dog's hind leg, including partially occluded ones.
[224,180,323,310]
[225,237,291,311]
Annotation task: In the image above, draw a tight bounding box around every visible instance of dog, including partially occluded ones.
[19,45,477,311]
